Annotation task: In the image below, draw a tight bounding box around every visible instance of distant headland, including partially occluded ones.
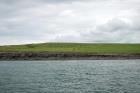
[0,43,140,60]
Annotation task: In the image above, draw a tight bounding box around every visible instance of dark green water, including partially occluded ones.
[0,60,140,93]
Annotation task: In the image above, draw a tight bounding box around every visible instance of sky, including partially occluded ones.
[0,0,140,45]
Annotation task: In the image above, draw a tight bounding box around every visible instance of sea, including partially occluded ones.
[0,60,140,93]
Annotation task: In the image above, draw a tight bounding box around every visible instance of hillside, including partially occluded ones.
[0,43,140,60]
[0,43,140,54]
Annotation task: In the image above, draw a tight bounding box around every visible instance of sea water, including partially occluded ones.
[0,60,140,93]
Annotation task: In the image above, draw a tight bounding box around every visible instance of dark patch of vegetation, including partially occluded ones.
[26,44,36,48]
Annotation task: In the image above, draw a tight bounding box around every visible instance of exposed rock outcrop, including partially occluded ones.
[0,52,140,60]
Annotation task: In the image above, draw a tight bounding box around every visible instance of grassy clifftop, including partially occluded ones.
[0,43,140,54]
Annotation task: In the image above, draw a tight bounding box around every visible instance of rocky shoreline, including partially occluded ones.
[0,52,140,60]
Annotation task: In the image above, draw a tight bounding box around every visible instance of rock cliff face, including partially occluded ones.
[0,52,140,60]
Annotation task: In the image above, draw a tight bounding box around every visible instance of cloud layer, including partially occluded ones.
[0,0,140,45]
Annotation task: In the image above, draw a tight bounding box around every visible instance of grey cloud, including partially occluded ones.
[97,19,130,32]
[53,17,140,43]
[83,18,140,43]
[0,0,140,45]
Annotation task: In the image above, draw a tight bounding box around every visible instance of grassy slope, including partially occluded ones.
[0,43,140,54]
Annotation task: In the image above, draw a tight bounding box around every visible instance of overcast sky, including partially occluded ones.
[0,0,140,45]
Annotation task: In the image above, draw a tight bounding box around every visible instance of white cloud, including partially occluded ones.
[0,0,140,45]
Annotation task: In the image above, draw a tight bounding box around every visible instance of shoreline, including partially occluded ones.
[0,52,140,60]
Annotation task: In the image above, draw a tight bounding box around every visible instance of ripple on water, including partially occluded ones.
[0,60,140,93]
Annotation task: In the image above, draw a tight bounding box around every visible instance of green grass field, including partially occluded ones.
[0,43,140,54]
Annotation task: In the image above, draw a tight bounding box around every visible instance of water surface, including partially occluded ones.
[0,60,140,93]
